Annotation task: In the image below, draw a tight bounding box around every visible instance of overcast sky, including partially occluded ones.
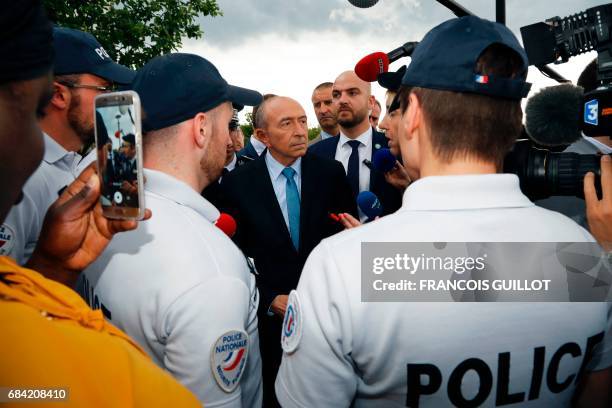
[180,0,602,126]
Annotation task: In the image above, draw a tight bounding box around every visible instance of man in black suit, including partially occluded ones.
[220,95,356,407]
[309,70,402,219]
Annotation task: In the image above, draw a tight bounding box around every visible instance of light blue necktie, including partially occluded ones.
[282,167,300,250]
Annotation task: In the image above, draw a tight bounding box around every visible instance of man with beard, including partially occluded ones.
[0,27,135,264]
[309,71,402,219]
[81,53,264,407]
[309,82,339,145]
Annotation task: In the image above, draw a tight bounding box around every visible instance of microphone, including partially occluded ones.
[357,191,383,221]
[215,213,237,238]
[355,42,418,82]
[372,148,397,173]
[525,84,583,147]
[348,0,379,7]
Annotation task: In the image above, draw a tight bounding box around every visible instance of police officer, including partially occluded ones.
[0,27,135,264]
[80,53,264,407]
[276,16,612,407]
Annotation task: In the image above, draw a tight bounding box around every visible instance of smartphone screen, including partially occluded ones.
[94,91,144,220]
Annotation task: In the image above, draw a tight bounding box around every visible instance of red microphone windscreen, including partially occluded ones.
[215,213,237,238]
[355,52,389,82]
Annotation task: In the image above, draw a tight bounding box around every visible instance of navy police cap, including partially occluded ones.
[402,16,531,100]
[53,27,135,84]
[132,53,262,132]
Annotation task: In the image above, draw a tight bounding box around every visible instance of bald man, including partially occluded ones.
[309,71,402,218]
[220,95,356,406]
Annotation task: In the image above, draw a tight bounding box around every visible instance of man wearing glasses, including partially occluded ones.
[0,27,134,265]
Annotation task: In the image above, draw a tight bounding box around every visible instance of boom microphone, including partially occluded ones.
[215,213,237,238]
[348,0,379,8]
[372,148,397,173]
[525,84,583,146]
[355,42,418,82]
[357,191,383,221]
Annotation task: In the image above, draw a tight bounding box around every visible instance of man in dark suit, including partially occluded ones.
[309,70,402,219]
[309,82,339,146]
[220,95,356,407]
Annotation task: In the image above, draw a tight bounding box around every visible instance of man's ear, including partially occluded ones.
[255,128,271,148]
[368,95,375,111]
[192,112,208,149]
[49,82,71,111]
[404,93,422,140]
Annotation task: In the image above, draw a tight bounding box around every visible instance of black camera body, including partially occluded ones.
[521,3,612,136]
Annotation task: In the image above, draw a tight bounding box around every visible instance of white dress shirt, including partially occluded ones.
[265,152,302,231]
[334,127,373,194]
[250,135,267,156]
[320,130,337,140]
[0,133,95,264]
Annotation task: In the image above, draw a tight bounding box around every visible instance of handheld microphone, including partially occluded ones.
[372,148,397,173]
[525,84,583,146]
[357,191,383,221]
[355,42,418,82]
[215,213,237,238]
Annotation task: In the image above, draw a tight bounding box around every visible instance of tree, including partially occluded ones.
[308,127,321,141]
[44,0,221,69]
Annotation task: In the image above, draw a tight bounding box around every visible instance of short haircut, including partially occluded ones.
[314,82,333,92]
[253,93,277,129]
[398,43,524,165]
[578,58,598,94]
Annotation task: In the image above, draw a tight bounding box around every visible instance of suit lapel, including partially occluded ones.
[254,152,294,247]
[298,154,316,253]
[370,129,387,190]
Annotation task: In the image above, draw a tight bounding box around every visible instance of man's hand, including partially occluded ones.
[384,162,411,191]
[339,212,362,229]
[26,164,152,287]
[270,295,289,317]
[584,155,612,252]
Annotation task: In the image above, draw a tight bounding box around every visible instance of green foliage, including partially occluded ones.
[308,127,321,141]
[44,0,221,69]
[240,124,253,140]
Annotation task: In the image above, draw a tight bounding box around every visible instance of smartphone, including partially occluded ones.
[94,91,145,220]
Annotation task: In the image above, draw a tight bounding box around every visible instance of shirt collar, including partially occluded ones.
[250,135,267,155]
[143,169,220,222]
[339,127,372,147]
[225,153,237,172]
[582,135,612,154]
[265,151,302,182]
[320,130,336,140]
[401,174,534,211]
[43,132,71,164]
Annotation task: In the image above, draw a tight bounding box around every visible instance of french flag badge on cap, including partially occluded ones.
[475,75,489,84]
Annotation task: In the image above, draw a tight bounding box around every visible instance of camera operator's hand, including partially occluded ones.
[384,162,411,191]
[26,164,152,287]
[584,155,612,252]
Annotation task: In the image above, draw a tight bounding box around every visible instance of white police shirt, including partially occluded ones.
[80,169,262,408]
[276,174,612,407]
[0,133,95,264]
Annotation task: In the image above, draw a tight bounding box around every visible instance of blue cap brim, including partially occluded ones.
[227,84,262,108]
[90,60,136,84]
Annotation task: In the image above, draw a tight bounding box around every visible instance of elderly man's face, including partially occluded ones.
[259,97,308,165]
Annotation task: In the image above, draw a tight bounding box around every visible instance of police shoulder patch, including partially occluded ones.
[281,290,303,354]
[211,330,249,393]
[0,224,16,256]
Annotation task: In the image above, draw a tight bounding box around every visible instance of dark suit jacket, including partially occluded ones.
[237,140,259,160]
[219,151,357,314]
[308,127,403,216]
